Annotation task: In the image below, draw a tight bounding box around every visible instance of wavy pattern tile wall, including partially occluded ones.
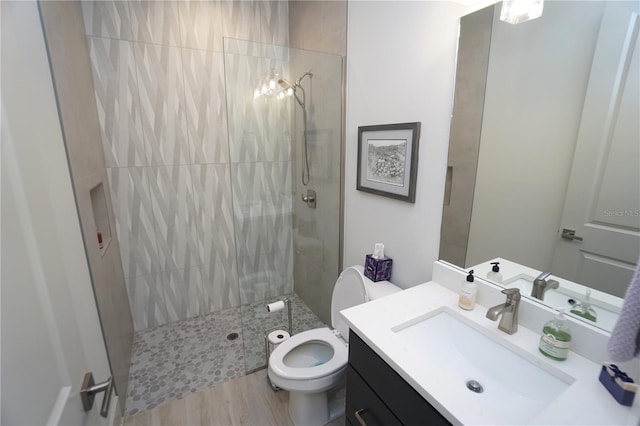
[224,39,294,304]
[82,0,290,331]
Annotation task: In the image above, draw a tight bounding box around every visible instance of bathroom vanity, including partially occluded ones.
[345,330,449,425]
[342,261,639,425]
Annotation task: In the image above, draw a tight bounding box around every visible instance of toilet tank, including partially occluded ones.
[331,265,401,341]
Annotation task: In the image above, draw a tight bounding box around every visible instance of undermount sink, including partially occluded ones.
[392,307,574,424]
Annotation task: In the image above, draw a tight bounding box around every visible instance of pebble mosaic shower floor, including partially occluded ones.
[125,293,326,416]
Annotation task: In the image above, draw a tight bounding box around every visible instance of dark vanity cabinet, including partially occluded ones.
[345,331,451,426]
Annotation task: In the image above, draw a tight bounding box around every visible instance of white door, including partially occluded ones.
[552,3,640,298]
[1,1,116,424]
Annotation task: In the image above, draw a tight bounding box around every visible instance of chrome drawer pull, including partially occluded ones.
[355,408,368,426]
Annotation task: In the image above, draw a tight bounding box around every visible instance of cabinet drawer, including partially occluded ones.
[346,365,401,426]
[348,330,451,426]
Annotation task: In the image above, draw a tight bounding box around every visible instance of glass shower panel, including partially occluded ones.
[224,39,294,306]
[290,48,343,327]
[224,39,342,373]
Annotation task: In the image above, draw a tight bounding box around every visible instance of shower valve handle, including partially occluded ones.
[302,190,316,209]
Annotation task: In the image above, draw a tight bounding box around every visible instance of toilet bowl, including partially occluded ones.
[268,265,401,426]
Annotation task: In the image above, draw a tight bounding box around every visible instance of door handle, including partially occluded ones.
[561,228,583,242]
[80,372,113,418]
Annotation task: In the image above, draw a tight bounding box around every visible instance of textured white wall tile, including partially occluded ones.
[182,48,229,164]
[130,0,181,46]
[178,0,224,52]
[133,42,190,165]
[220,0,261,43]
[192,164,241,312]
[225,53,291,163]
[88,37,146,167]
[126,274,167,330]
[163,266,206,322]
[225,52,265,163]
[149,165,200,271]
[264,161,293,214]
[191,164,236,265]
[260,1,289,47]
[201,262,241,312]
[108,166,160,279]
[81,0,132,39]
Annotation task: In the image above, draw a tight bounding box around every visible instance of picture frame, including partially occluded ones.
[357,122,421,203]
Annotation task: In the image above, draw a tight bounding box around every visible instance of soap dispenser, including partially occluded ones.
[458,270,477,311]
[539,308,572,361]
[486,262,503,284]
[570,289,597,322]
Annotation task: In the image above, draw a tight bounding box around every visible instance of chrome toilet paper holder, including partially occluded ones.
[264,297,293,390]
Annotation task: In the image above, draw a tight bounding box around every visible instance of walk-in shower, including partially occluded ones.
[225,38,343,372]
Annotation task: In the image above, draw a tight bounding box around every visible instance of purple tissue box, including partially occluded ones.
[364,254,392,282]
[599,365,636,406]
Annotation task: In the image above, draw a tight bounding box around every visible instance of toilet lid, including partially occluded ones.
[331,267,367,340]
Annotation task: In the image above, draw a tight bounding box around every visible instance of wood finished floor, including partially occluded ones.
[123,369,345,426]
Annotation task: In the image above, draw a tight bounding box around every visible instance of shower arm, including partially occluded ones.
[295,71,313,87]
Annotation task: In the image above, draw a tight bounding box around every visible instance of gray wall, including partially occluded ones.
[289,1,346,324]
[39,0,134,414]
[440,6,494,267]
[289,0,347,57]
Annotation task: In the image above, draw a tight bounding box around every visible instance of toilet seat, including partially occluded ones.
[269,327,347,381]
[266,266,401,425]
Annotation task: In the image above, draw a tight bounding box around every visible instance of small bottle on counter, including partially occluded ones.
[486,261,503,284]
[539,308,572,361]
[458,270,477,310]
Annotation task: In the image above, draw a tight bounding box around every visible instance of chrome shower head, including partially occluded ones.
[277,78,295,90]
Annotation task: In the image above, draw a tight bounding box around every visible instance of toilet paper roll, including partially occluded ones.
[268,330,290,345]
[266,300,285,313]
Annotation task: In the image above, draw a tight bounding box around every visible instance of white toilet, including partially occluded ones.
[268,265,401,426]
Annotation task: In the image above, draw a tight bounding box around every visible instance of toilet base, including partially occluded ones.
[289,391,329,426]
[287,388,346,426]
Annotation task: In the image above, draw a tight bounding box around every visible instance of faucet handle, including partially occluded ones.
[501,288,521,301]
[535,271,552,281]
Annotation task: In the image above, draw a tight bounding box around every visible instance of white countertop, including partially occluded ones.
[341,280,639,425]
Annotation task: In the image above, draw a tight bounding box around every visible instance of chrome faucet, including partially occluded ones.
[486,288,521,334]
[531,271,559,300]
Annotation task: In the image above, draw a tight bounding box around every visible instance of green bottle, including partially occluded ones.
[539,309,571,361]
[570,289,598,322]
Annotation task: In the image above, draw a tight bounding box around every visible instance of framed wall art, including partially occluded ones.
[357,122,421,203]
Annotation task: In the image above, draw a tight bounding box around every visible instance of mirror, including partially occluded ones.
[441,0,640,332]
